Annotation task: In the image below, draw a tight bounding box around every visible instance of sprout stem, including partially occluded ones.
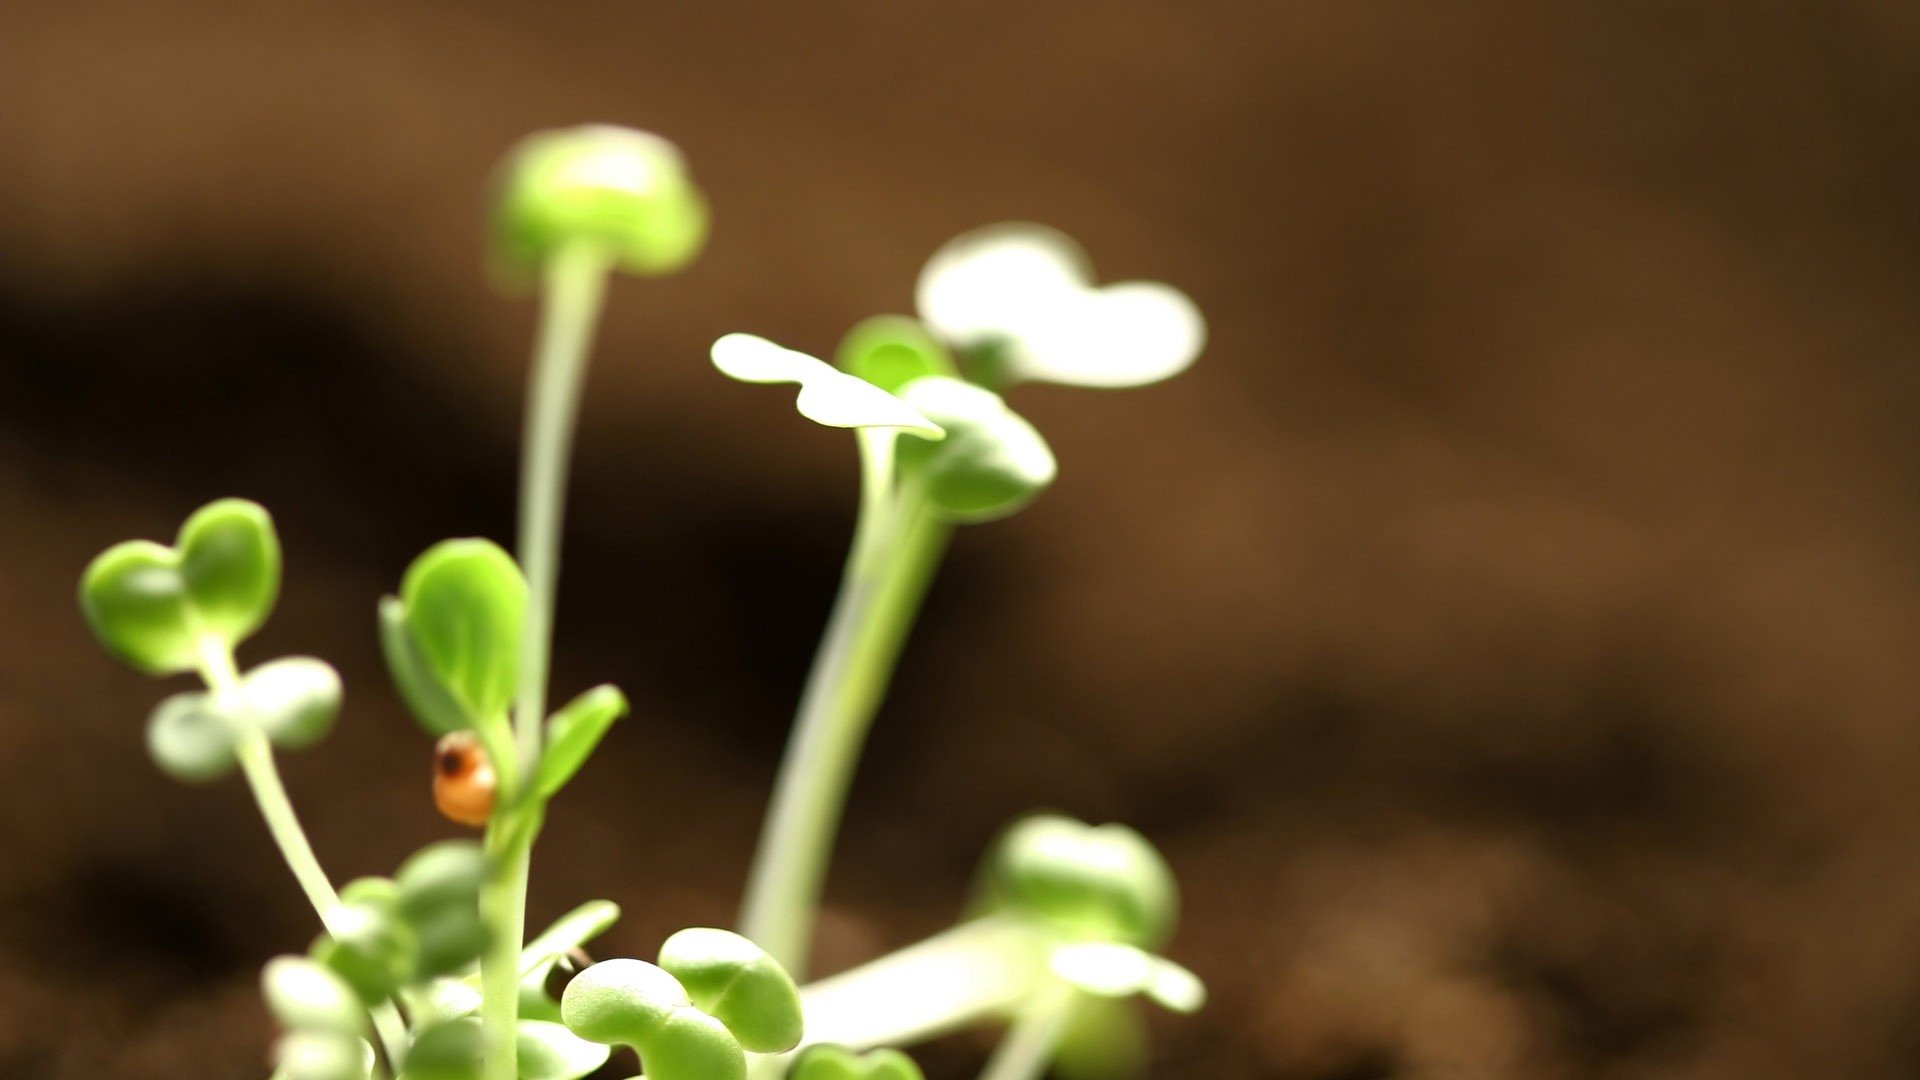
[196,637,410,1071]
[793,915,1046,1051]
[512,240,611,774]
[976,979,1076,1080]
[737,475,952,976]
[486,240,611,1080]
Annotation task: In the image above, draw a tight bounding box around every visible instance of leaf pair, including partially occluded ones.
[313,841,491,1005]
[712,326,1056,523]
[492,125,709,278]
[916,223,1206,389]
[382,540,626,808]
[147,656,341,781]
[80,498,280,676]
[977,815,1179,951]
[560,928,804,1080]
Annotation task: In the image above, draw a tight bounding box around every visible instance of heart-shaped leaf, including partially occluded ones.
[979,815,1178,948]
[711,333,944,438]
[80,499,282,676]
[790,1045,925,1080]
[894,378,1055,523]
[561,959,745,1080]
[656,927,802,1053]
[915,222,1204,389]
[392,539,526,737]
[241,656,342,750]
[834,316,955,395]
[493,125,708,278]
[146,690,239,782]
[535,685,627,799]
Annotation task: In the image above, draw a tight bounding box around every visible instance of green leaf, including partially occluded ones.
[521,900,621,982]
[560,958,745,1080]
[535,686,628,799]
[915,222,1205,389]
[711,334,944,438]
[78,498,283,675]
[312,888,418,1005]
[517,1019,611,1080]
[402,1018,484,1080]
[981,815,1178,948]
[380,596,471,737]
[791,1046,925,1080]
[894,378,1055,522]
[178,497,282,642]
[79,540,199,675]
[145,690,239,782]
[833,315,955,395]
[397,539,527,727]
[492,125,708,278]
[276,1031,375,1080]
[656,927,803,1054]
[396,841,491,978]
[242,656,342,750]
[262,955,366,1035]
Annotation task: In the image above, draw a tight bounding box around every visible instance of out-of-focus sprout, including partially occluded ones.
[915,222,1205,389]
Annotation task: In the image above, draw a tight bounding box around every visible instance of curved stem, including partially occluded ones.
[197,638,409,1070]
[485,241,610,1080]
[737,478,952,976]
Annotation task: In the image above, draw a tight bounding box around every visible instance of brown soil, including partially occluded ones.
[2,2,1919,1077]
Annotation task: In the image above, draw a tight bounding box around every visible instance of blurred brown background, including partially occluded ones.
[3,1,1920,1077]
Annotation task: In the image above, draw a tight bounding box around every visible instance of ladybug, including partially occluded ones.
[433,731,496,827]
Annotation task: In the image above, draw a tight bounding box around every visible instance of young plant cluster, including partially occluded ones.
[78,124,1208,1080]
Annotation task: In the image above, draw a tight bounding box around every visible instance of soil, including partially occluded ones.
[2,2,1919,1078]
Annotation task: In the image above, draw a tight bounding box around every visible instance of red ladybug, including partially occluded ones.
[433,731,496,827]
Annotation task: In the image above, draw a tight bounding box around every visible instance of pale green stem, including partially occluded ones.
[737,479,952,976]
[511,240,611,774]
[485,241,611,1080]
[196,637,409,1072]
[748,916,1045,1080]
[976,979,1077,1080]
[480,819,535,1080]
[793,916,1047,1050]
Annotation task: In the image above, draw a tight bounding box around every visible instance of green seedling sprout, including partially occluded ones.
[79,127,1211,1080]
[560,959,748,1080]
[915,223,1206,390]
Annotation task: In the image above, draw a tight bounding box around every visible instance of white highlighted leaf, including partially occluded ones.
[712,333,944,438]
[915,222,1206,389]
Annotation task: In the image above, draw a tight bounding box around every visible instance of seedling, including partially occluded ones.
[78,124,1207,1080]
